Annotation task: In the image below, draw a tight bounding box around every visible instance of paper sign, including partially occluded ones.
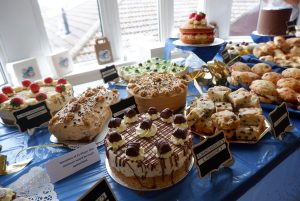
[269,102,293,139]
[77,177,117,201]
[100,65,119,83]
[110,96,138,118]
[286,21,296,35]
[13,102,52,132]
[192,132,232,178]
[221,49,231,64]
[45,142,100,183]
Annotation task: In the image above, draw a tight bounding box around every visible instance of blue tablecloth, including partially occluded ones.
[1,80,300,201]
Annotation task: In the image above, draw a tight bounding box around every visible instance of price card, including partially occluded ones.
[286,21,296,35]
[269,102,294,139]
[77,177,117,201]
[99,65,119,83]
[221,49,231,64]
[192,131,232,179]
[13,101,52,132]
[109,96,138,118]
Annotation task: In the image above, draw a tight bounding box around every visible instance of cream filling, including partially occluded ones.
[111,121,127,133]
[161,116,173,123]
[172,122,188,129]
[145,113,160,120]
[126,148,144,161]
[153,147,172,159]
[0,188,14,201]
[136,124,157,138]
[108,136,126,151]
[123,115,138,124]
[171,135,188,146]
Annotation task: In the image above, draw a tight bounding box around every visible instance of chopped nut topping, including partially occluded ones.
[140,90,147,97]
[64,113,74,123]
[85,90,95,97]
[69,102,81,112]
[96,96,105,103]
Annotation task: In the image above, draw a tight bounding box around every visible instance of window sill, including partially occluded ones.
[64,59,135,85]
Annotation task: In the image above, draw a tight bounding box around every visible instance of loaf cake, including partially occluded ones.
[0,77,73,125]
[105,107,193,189]
[187,86,266,141]
[48,86,119,141]
[127,73,187,113]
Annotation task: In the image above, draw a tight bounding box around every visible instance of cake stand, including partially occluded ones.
[172,38,225,63]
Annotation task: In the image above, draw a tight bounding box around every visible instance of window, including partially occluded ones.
[173,0,200,29]
[229,0,260,36]
[0,61,8,86]
[118,0,160,60]
[38,0,103,63]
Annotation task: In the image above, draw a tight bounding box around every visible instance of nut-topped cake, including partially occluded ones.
[49,86,119,141]
[0,77,73,125]
[127,73,187,113]
[104,107,193,189]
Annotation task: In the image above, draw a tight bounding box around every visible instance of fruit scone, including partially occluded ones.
[187,86,266,141]
[48,86,119,141]
[0,77,73,125]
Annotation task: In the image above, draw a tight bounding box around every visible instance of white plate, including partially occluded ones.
[50,121,109,149]
[106,157,194,191]
[173,38,225,47]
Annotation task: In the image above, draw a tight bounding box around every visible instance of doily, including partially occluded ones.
[9,167,58,201]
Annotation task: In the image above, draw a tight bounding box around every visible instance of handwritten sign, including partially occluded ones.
[13,102,52,132]
[100,65,119,83]
[110,96,138,118]
[45,142,100,183]
[269,102,293,139]
[77,177,117,201]
[192,132,232,178]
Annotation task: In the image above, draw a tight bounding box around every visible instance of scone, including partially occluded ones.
[49,86,119,141]
[261,72,282,84]
[195,99,215,116]
[277,78,300,92]
[231,71,260,85]
[192,118,215,135]
[250,80,278,103]
[211,110,240,130]
[259,55,274,63]
[230,62,251,72]
[251,63,272,76]
[228,88,252,108]
[207,86,232,102]
[282,68,300,80]
[277,87,300,104]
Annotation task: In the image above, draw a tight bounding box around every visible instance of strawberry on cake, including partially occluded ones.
[179,12,215,44]
[0,77,73,125]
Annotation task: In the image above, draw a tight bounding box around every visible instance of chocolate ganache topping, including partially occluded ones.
[140,119,152,130]
[126,142,140,157]
[160,108,173,119]
[108,118,122,128]
[125,108,137,118]
[156,140,172,154]
[173,114,186,124]
[148,107,158,115]
[108,131,122,143]
[172,128,187,139]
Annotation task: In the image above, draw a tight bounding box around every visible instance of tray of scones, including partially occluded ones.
[186,86,271,144]
[253,36,300,68]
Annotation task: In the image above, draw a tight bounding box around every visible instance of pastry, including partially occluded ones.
[215,102,233,112]
[229,62,251,72]
[251,63,272,76]
[179,12,214,44]
[228,88,252,108]
[250,80,278,103]
[211,110,240,130]
[118,58,187,82]
[259,55,274,63]
[127,73,187,112]
[0,77,73,125]
[238,108,264,126]
[48,86,119,141]
[231,71,260,85]
[192,118,214,135]
[277,78,300,92]
[277,87,300,104]
[282,68,300,80]
[207,86,232,102]
[236,126,261,141]
[261,72,282,84]
[104,107,193,189]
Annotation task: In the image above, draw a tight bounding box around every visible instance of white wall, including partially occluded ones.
[0,0,52,77]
